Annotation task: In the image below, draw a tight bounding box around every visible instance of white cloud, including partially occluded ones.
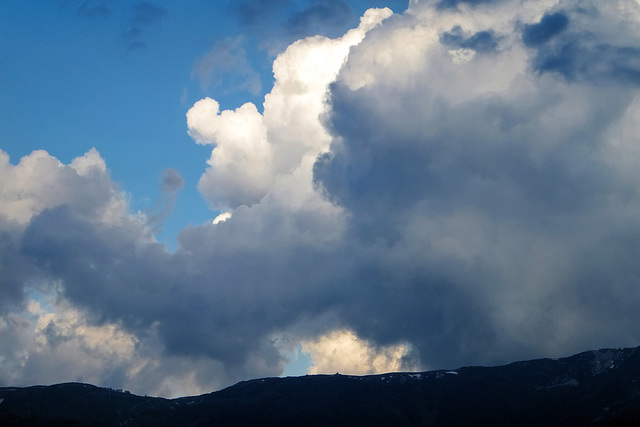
[186,8,393,211]
[187,98,273,210]
[301,329,417,375]
[212,211,232,224]
[0,148,132,227]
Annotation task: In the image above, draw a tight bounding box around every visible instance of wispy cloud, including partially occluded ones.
[146,168,185,234]
[125,1,167,51]
[230,0,357,54]
[192,36,262,96]
[77,1,112,18]
[283,0,354,39]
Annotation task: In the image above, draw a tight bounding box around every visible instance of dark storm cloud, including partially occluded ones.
[0,218,33,312]
[17,202,346,373]
[313,1,640,367]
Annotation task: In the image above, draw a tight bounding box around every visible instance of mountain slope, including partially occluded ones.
[1,346,639,426]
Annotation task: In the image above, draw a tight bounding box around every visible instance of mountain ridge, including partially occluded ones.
[1,345,639,426]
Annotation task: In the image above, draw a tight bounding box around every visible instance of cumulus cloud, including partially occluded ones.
[2,0,640,399]
[302,329,417,375]
[314,0,640,366]
[187,7,393,210]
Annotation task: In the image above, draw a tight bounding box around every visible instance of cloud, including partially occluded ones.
[132,1,166,25]
[521,11,569,46]
[233,0,292,27]
[302,329,417,375]
[0,289,229,398]
[125,1,167,51]
[436,0,502,9]
[187,98,273,209]
[192,36,262,96]
[440,27,500,53]
[160,168,185,193]
[187,7,393,210]
[230,0,362,55]
[283,0,354,39]
[314,0,640,367]
[0,148,124,225]
[77,1,112,18]
[2,0,640,398]
[146,168,185,233]
[67,1,167,51]
[520,4,640,84]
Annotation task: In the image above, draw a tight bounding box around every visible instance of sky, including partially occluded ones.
[1,0,639,398]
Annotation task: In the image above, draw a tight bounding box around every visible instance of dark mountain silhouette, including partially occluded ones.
[1,345,639,426]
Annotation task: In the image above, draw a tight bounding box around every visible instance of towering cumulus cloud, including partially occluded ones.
[187,7,393,211]
[1,0,639,398]
[314,0,640,366]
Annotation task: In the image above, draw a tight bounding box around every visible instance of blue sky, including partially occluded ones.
[2,0,640,399]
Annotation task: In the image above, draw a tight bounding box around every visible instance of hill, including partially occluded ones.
[1,346,639,426]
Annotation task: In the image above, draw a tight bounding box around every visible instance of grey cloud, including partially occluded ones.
[233,0,292,27]
[0,218,33,313]
[283,0,354,39]
[192,37,262,95]
[314,1,640,367]
[436,0,502,10]
[522,12,569,47]
[0,150,315,392]
[161,168,185,193]
[520,9,640,84]
[533,41,640,84]
[66,1,165,51]
[132,1,167,25]
[18,200,330,367]
[440,27,500,53]
[147,169,185,233]
[78,1,112,18]
[42,321,72,348]
[125,2,167,51]
[231,0,356,50]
